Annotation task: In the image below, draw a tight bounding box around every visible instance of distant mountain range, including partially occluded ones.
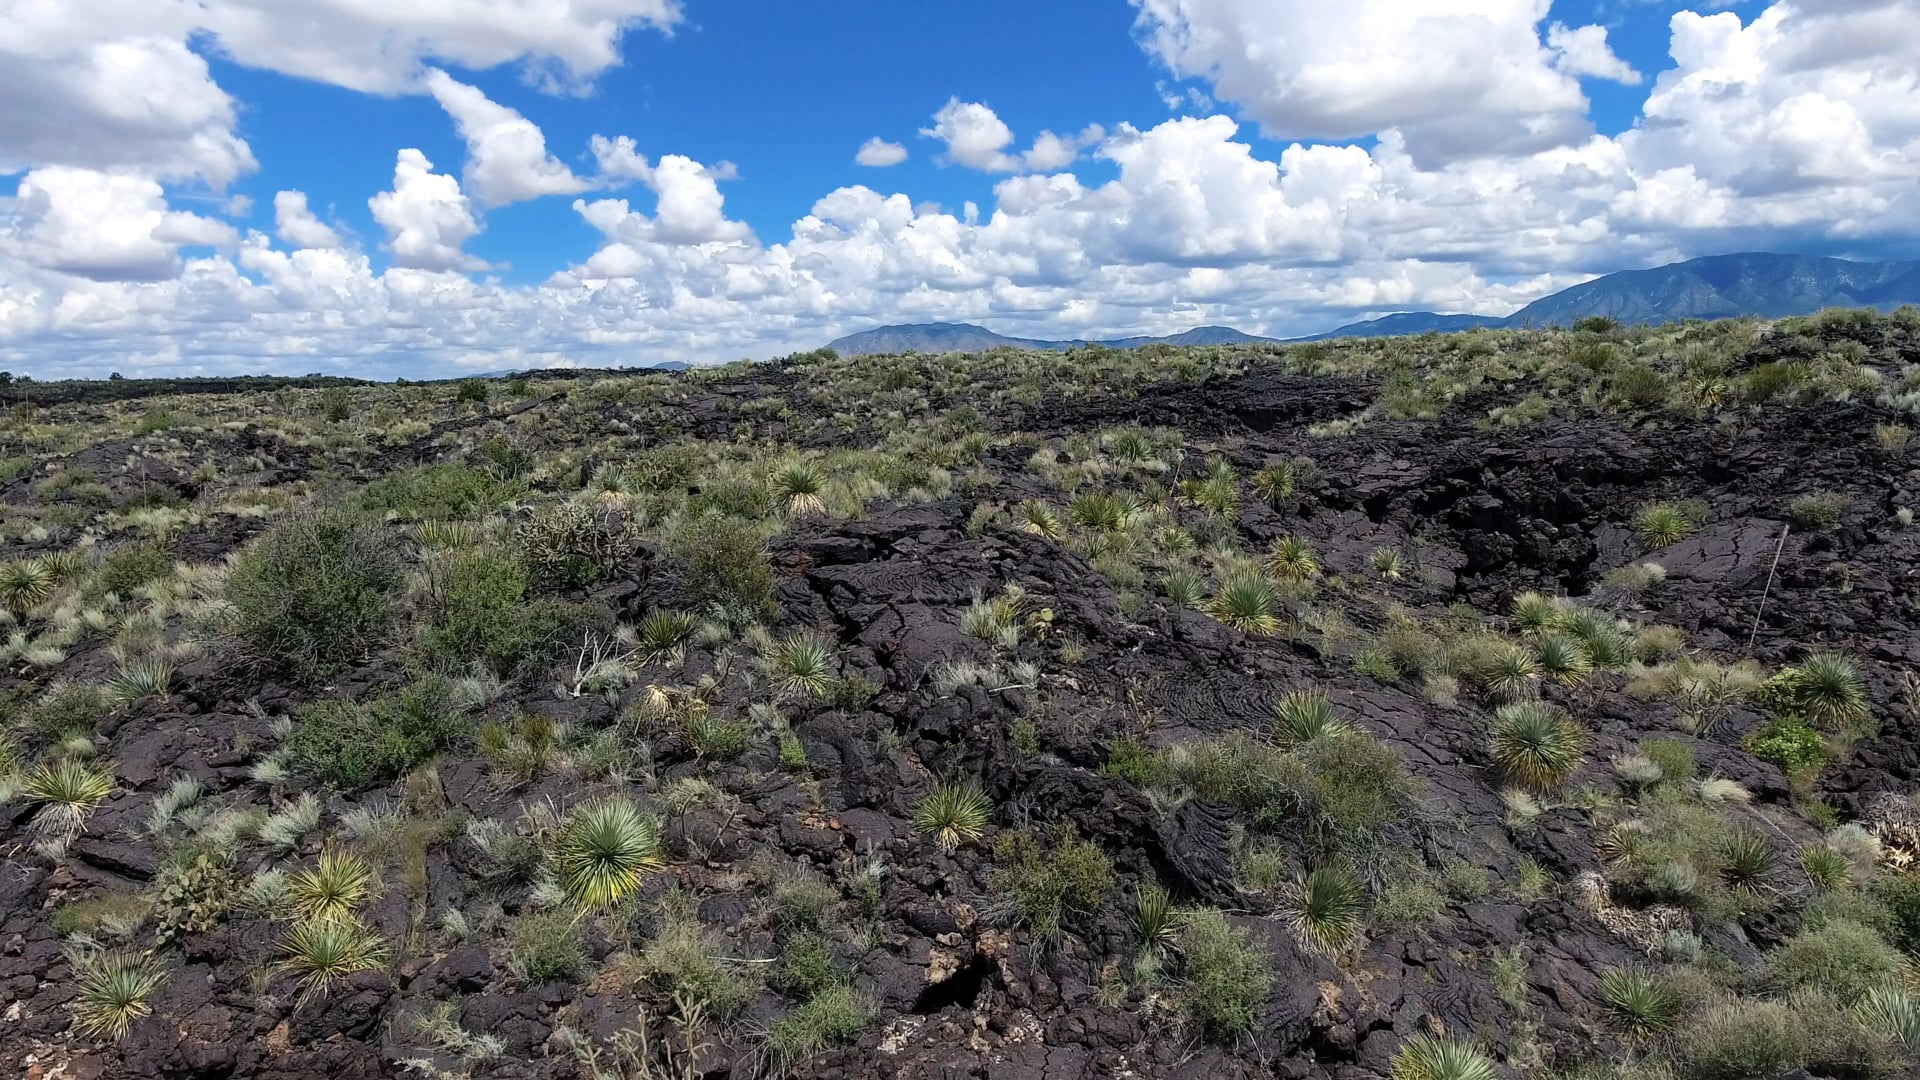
[822,252,1920,355]
[822,322,1270,357]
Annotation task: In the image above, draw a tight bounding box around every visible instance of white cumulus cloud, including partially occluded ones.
[920,99,1103,173]
[367,150,488,271]
[2,167,236,282]
[273,191,343,250]
[855,137,909,167]
[425,69,589,206]
[1130,0,1604,162]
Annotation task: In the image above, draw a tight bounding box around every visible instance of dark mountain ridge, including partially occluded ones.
[825,252,1920,354]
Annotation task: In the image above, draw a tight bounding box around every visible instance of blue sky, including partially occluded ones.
[1,0,1911,377]
[209,0,1723,282]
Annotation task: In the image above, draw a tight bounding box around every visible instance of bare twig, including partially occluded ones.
[1747,523,1791,650]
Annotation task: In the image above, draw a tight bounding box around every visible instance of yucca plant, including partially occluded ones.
[105,657,174,705]
[276,918,389,996]
[1282,866,1365,955]
[771,462,828,516]
[1798,842,1855,891]
[636,608,697,659]
[1561,608,1631,668]
[1717,829,1777,894]
[1069,492,1131,531]
[24,758,115,838]
[913,781,992,852]
[1633,501,1699,549]
[1857,985,1920,1049]
[1599,967,1680,1035]
[287,849,375,924]
[0,558,56,613]
[1770,651,1870,731]
[763,631,837,698]
[1390,1033,1496,1080]
[1476,644,1540,702]
[1509,591,1565,634]
[70,948,166,1040]
[1270,690,1349,746]
[1133,880,1180,956]
[1265,536,1320,581]
[1250,461,1301,504]
[1018,500,1063,539]
[1207,574,1280,635]
[1369,547,1405,580]
[1531,634,1592,686]
[1162,569,1207,608]
[1489,702,1587,792]
[554,796,663,908]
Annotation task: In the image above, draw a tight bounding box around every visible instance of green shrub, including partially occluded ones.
[227,509,405,678]
[1173,907,1271,1039]
[1101,737,1168,787]
[1789,491,1851,530]
[286,676,467,790]
[636,903,758,1017]
[1872,873,1920,954]
[774,931,839,998]
[1672,997,1809,1080]
[360,464,517,520]
[1745,716,1827,773]
[93,544,171,596]
[665,513,778,623]
[418,549,541,668]
[1768,919,1905,1002]
[989,827,1113,939]
[510,911,586,984]
[766,983,873,1065]
[455,378,489,404]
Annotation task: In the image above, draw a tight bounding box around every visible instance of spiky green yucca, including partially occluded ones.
[1774,651,1871,730]
[1207,575,1280,636]
[1718,829,1777,894]
[1251,463,1298,504]
[0,558,57,613]
[1857,985,1920,1049]
[771,462,827,516]
[1019,500,1064,539]
[636,608,697,658]
[71,949,166,1040]
[1531,634,1592,686]
[765,631,837,698]
[105,657,173,704]
[24,758,115,837]
[1069,492,1131,531]
[1509,591,1565,634]
[1799,843,1855,892]
[1134,880,1180,954]
[1390,1033,1497,1080]
[554,796,663,908]
[1369,547,1405,580]
[1633,502,1698,549]
[1270,690,1349,746]
[1477,644,1540,702]
[276,918,388,994]
[1162,570,1207,608]
[1599,967,1680,1035]
[1283,866,1365,955]
[288,849,374,923]
[913,781,991,852]
[1490,702,1587,792]
[1265,536,1320,581]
